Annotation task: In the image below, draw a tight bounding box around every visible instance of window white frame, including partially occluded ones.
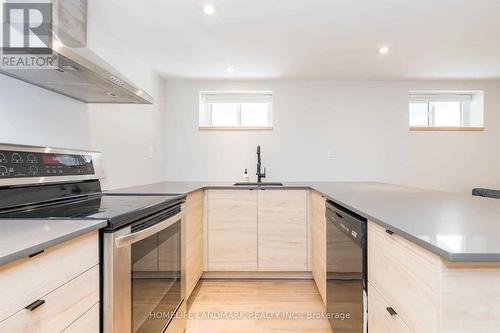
[411,101,465,127]
[199,91,273,130]
[408,91,484,131]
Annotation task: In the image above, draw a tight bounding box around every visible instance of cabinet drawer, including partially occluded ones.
[0,231,99,321]
[368,283,412,333]
[62,302,99,333]
[368,222,440,333]
[0,265,99,333]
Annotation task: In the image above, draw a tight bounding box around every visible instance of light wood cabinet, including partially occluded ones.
[185,190,204,299]
[310,191,326,305]
[62,303,99,333]
[0,231,99,333]
[258,189,307,271]
[368,282,412,333]
[0,231,99,322]
[368,221,500,333]
[207,189,258,271]
[0,265,99,333]
[206,189,308,272]
[368,221,441,333]
[439,261,500,333]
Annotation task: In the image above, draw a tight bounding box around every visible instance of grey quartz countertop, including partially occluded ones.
[0,219,107,266]
[106,181,240,195]
[108,181,500,262]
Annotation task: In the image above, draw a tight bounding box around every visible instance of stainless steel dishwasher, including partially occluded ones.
[326,201,367,333]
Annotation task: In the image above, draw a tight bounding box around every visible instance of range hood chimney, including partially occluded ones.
[0,0,153,104]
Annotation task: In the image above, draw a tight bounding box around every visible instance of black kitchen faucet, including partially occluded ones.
[256,145,266,183]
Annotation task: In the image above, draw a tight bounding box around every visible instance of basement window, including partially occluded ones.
[199,91,273,130]
[408,91,484,131]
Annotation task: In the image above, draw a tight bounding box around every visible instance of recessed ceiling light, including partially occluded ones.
[226,67,235,73]
[203,4,215,15]
[379,46,390,54]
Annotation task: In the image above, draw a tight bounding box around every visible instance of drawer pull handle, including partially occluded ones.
[28,250,45,258]
[385,229,394,235]
[386,307,397,316]
[25,299,45,311]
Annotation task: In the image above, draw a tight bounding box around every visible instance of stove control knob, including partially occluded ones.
[11,153,23,164]
[29,165,39,176]
[27,154,37,163]
[0,165,8,176]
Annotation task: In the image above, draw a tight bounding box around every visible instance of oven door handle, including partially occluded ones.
[114,210,185,248]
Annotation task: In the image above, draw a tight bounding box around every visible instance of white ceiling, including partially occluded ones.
[90,0,500,80]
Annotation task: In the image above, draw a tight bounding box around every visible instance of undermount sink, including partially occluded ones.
[233,182,283,186]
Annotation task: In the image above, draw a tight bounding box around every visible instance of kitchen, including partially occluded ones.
[0,1,500,333]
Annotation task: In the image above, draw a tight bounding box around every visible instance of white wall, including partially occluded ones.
[0,1,167,191]
[164,80,500,193]
[87,73,166,190]
[0,2,89,150]
[0,75,90,149]
[0,68,165,191]
[86,1,167,190]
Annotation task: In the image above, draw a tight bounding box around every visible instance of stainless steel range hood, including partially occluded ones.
[0,0,153,104]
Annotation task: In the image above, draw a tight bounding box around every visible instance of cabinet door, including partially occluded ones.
[368,221,440,333]
[0,265,99,333]
[62,303,99,333]
[0,231,98,322]
[368,283,413,333]
[208,189,258,271]
[258,189,307,271]
[310,191,326,304]
[185,190,204,299]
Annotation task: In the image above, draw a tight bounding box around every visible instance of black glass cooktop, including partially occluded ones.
[0,193,185,231]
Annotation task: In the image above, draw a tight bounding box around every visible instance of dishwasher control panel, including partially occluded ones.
[326,201,367,244]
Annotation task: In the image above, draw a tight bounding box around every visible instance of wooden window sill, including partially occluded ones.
[410,126,484,132]
[199,126,273,131]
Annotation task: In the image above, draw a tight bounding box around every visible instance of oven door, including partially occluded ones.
[104,206,186,333]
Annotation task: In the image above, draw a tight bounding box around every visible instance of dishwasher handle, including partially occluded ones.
[326,201,367,245]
